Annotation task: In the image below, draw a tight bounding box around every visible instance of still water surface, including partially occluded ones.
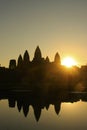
[0,99,87,130]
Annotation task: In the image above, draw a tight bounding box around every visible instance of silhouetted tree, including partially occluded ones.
[54,52,61,65]
[9,59,16,69]
[17,54,23,68]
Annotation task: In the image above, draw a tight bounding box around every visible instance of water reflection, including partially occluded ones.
[0,90,87,122]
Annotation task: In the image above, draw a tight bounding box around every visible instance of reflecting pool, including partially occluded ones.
[0,91,87,130]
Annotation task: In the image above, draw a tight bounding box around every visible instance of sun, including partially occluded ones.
[61,57,77,68]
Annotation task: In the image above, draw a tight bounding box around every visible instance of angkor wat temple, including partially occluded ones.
[9,46,61,70]
[0,46,87,92]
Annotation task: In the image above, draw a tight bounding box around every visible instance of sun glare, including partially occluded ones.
[61,57,77,68]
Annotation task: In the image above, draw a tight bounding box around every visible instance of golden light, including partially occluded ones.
[61,57,77,68]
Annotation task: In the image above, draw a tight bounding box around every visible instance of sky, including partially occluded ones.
[0,0,87,67]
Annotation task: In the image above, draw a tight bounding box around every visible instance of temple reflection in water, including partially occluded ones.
[0,89,87,122]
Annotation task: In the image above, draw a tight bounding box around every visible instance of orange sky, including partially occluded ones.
[0,0,87,67]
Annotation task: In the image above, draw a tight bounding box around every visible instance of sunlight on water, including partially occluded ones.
[60,101,87,130]
[0,100,87,130]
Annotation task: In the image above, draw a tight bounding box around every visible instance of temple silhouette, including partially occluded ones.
[0,46,87,92]
[9,46,61,69]
[0,46,87,122]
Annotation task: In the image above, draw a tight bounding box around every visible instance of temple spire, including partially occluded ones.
[33,46,42,63]
[54,52,61,65]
